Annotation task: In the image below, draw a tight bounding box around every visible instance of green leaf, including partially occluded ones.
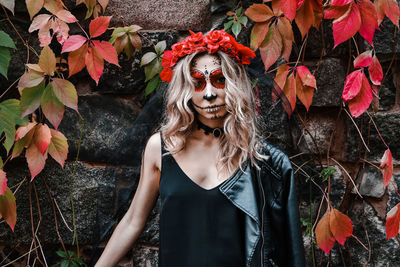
[144,59,162,82]
[0,187,16,231]
[140,52,157,66]
[41,83,65,129]
[239,16,248,26]
[232,21,242,38]
[320,166,336,182]
[61,259,69,267]
[224,21,234,31]
[71,261,79,267]
[0,157,3,168]
[251,78,258,89]
[20,81,46,117]
[56,250,67,258]
[0,46,11,79]
[0,31,16,49]
[0,99,28,153]
[145,75,161,96]
[227,16,235,20]
[109,27,126,44]
[67,250,75,257]
[260,24,273,47]
[236,7,243,16]
[155,40,166,55]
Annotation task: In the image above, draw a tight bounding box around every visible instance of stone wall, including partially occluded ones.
[0,0,399,266]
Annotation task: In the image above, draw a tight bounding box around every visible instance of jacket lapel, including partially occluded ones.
[219,164,261,266]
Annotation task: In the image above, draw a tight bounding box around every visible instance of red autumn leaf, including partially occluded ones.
[92,40,120,66]
[26,139,48,180]
[38,46,56,76]
[296,65,316,88]
[342,69,363,101]
[55,9,77,23]
[332,0,353,6]
[295,74,314,111]
[50,17,70,45]
[324,4,351,19]
[281,0,298,20]
[332,3,362,48]
[315,211,336,254]
[245,3,274,22]
[274,64,291,91]
[283,72,297,115]
[329,208,353,246]
[347,72,373,117]
[67,43,88,77]
[250,21,270,50]
[20,82,46,118]
[0,169,7,195]
[369,55,383,85]
[62,35,88,53]
[386,203,400,239]
[89,16,111,38]
[41,83,65,130]
[85,46,104,84]
[28,14,52,33]
[353,50,372,68]
[15,122,37,141]
[12,123,36,159]
[0,187,17,231]
[375,0,400,26]
[26,0,44,19]
[295,0,314,39]
[380,149,393,187]
[48,129,68,167]
[50,78,79,112]
[34,123,52,155]
[277,17,294,62]
[358,0,378,45]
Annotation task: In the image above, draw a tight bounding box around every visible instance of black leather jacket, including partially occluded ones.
[219,141,306,267]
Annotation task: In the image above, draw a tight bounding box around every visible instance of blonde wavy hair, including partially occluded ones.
[160,51,266,174]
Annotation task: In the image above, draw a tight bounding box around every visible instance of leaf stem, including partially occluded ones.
[343,107,370,152]
[365,111,389,149]
[329,157,363,198]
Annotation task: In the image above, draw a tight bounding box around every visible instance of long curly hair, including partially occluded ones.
[160,51,266,174]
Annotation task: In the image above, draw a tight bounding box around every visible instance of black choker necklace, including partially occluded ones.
[196,120,223,138]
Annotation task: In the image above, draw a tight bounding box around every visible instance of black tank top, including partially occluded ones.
[158,138,246,267]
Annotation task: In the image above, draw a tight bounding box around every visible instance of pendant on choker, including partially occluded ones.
[196,120,223,138]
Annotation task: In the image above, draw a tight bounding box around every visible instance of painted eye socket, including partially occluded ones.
[210,69,225,89]
[191,71,206,91]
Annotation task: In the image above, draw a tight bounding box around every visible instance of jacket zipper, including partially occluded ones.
[258,168,266,267]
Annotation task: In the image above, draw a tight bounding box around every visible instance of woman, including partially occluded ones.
[95,30,305,267]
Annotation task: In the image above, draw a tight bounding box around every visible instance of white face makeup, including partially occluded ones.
[190,54,228,127]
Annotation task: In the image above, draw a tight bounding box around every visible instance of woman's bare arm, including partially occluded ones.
[95,133,161,267]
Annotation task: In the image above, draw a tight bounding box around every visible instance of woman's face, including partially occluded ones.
[190,54,228,126]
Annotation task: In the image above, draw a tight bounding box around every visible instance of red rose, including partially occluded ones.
[235,43,255,64]
[160,68,173,82]
[185,31,206,49]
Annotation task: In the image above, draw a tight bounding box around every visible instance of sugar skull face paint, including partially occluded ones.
[190,54,228,126]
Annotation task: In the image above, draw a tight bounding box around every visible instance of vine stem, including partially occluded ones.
[329,157,363,198]
[381,26,398,87]
[343,107,370,152]
[351,37,360,56]
[365,111,389,149]
[75,21,90,40]
[351,234,369,251]
[1,247,39,267]
[391,181,400,198]
[294,33,309,68]
[359,158,380,169]
[0,77,20,99]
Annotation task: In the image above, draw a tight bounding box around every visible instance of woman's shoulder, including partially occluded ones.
[143,132,162,170]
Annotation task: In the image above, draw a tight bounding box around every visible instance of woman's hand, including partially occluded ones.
[95,133,161,267]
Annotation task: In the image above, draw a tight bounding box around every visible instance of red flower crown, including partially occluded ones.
[160,30,256,82]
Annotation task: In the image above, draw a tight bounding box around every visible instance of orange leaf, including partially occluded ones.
[384,0,400,27]
[12,124,36,159]
[283,72,296,115]
[274,64,290,92]
[245,4,274,22]
[0,187,17,231]
[369,55,383,85]
[38,46,56,76]
[85,46,104,84]
[353,50,372,68]
[295,0,314,39]
[50,78,79,112]
[33,123,51,155]
[26,0,44,19]
[67,43,88,77]
[55,9,78,23]
[114,35,128,54]
[347,72,373,117]
[89,16,111,38]
[15,122,37,141]
[250,21,270,50]
[48,129,68,167]
[380,149,393,187]
[329,208,353,246]
[295,73,314,111]
[41,83,65,130]
[26,140,48,180]
[296,65,316,88]
[43,0,65,15]
[277,17,293,62]
[97,0,109,11]
[0,170,7,195]
[92,40,120,66]
[129,33,142,50]
[260,25,283,71]
[315,211,335,254]
[386,203,400,239]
